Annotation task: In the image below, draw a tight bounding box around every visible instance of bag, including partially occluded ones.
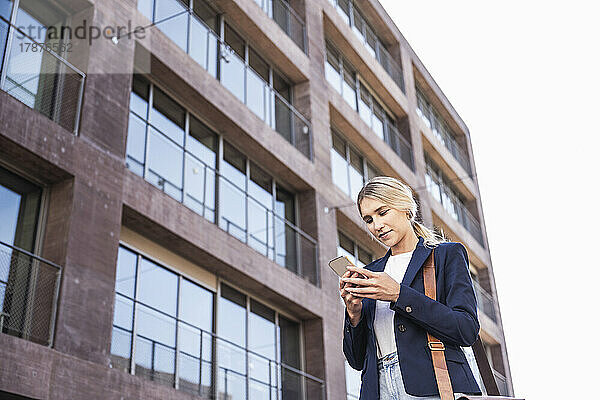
[423,250,524,400]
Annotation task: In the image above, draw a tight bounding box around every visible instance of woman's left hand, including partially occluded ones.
[342,266,401,302]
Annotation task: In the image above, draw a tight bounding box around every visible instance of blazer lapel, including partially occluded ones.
[401,237,433,287]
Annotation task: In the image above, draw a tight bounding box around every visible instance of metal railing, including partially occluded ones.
[140,0,313,160]
[127,112,320,285]
[254,0,307,53]
[0,17,85,134]
[0,240,62,347]
[386,123,414,170]
[110,298,326,399]
[473,280,497,323]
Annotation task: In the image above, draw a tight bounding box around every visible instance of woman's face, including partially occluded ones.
[360,197,412,248]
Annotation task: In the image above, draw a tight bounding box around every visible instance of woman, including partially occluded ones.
[340,176,481,400]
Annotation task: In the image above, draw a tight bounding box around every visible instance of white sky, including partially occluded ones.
[379,1,600,399]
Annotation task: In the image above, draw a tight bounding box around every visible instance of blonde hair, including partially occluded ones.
[356,176,446,248]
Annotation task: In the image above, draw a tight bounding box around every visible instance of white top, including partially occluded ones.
[374,250,414,359]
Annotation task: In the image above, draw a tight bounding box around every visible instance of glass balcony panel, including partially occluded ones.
[110,326,132,372]
[218,362,247,400]
[218,177,247,242]
[126,113,147,166]
[155,0,189,51]
[342,71,357,110]
[136,304,176,347]
[184,154,209,215]
[358,87,371,126]
[330,148,350,196]
[248,199,271,257]
[220,46,246,103]
[273,94,293,142]
[179,352,201,394]
[147,127,183,196]
[190,16,218,77]
[371,113,384,140]
[275,218,297,272]
[247,68,268,120]
[150,90,185,146]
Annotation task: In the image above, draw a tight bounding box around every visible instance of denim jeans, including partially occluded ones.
[377,352,441,400]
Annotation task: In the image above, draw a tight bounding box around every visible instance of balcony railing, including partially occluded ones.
[0,17,85,134]
[473,280,497,323]
[139,0,313,160]
[111,301,326,399]
[254,0,307,53]
[127,116,320,286]
[0,240,62,347]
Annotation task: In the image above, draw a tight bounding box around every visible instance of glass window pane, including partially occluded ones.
[325,50,342,92]
[366,163,378,181]
[337,231,355,262]
[348,166,363,203]
[224,23,245,58]
[337,0,350,23]
[137,258,178,316]
[358,85,372,126]
[193,0,218,31]
[218,284,247,376]
[246,67,267,120]
[130,75,149,117]
[179,278,213,330]
[113,294,134,330]
[110,326,132,372]
[0,184,21,248]
[155,0,189,51]
[331,148,349,196]
[147,127,184,195]
[126,113,147,165]
[275,186,295,223]
[188,116,217,165]
[190,15,217,76]
[279,315,300,368]
[136,303,176,347]
[115,246,137,297]
[150,88,185,146]
[372,108,384,140]
[342,66,357,110]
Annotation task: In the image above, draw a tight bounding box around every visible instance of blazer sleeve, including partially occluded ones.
[390,243,480,347]
[343,307,368,370]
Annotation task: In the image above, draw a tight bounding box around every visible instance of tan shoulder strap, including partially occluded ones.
[423,250,455,400]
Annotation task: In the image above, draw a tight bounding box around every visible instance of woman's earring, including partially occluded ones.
[407,211,412,220]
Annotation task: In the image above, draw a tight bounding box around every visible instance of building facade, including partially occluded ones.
[0,0,514,398]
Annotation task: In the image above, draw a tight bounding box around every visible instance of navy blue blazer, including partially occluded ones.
[343,237,481,399]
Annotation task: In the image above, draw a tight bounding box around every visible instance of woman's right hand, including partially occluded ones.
[340,269,364,326]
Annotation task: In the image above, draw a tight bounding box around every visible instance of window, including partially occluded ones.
[325,43,412,169]
[126,74,218,217]
[138,1,311,158]
[110,245,214,396]
[0,0,86,132]
[218,283,302,400]
[416,87,471,173]
[329,0,405,92]
[125,77,318,282]
[330,130,380,201]
[337,231,372,267]
[425,158,483,245]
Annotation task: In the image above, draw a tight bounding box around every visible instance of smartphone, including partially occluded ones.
[328,256,365,279]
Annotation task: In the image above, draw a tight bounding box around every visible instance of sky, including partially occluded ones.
[378,1,600,399]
